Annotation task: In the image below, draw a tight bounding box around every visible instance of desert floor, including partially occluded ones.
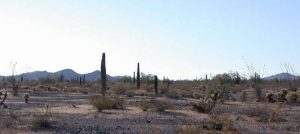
[0,88,300,134]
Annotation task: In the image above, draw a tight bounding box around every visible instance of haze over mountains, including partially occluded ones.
[0,69,298,81]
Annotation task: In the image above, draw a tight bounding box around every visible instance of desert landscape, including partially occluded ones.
[0,58,299,134]
[1,1,300,134]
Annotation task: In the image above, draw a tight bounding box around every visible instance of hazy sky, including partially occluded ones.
[0,0,299,79]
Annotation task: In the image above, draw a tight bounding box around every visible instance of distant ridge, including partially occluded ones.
[263,73,299,81]
[0,69,117,81]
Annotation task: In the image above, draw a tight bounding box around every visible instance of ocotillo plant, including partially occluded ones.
[101,53,107,95]
[137,63,140,89]
[154,75,158,95]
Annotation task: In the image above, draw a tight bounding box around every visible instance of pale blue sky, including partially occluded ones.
[0,0,299,79]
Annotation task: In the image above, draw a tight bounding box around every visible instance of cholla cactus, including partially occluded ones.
[154,75,158,95]
[286,92,298,103]
[265,93,275,103]
[277,89,288,102]
[240,90,247,102]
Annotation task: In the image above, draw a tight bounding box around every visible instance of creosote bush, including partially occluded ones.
[139,100,173,112]
[154,100,174,112]
[90,95,125,112]
[139,100,154,111]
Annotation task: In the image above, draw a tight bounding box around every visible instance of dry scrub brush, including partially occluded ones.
[89,95,125,112]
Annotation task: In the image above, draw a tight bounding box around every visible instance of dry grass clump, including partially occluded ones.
[208,114,238,133]
[90,95,125,112]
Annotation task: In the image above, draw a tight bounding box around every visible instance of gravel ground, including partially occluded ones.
[0,88,300,134]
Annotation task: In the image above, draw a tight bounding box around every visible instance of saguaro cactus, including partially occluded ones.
[83,74,86,85]
[155,75,158,95]
[101,53,107,95]
[80,77,82,85]
[133,72,136,84]
[137,63,140,89]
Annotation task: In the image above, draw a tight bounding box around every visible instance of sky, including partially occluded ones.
[0,0,299,79]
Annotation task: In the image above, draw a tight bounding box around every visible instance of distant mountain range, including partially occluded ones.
[0,70,298,81]
[263,73,299,81]
[0,69,118,81]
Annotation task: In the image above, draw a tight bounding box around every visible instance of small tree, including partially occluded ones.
[101,53,107,95]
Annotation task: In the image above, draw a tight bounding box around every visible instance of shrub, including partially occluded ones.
[191,98,215,113]
[209,115,237,132]
[139,100,173,112]
[154,100,174,112]
[89,95,125,112]
[111,82,134,95]
[139,100,154,111]
[31,115,52,129]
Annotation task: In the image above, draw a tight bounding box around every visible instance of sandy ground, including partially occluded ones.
[0,88,300,134]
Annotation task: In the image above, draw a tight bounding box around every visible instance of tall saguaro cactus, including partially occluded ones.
[83,74,86,85]
[133,72,136,84]
[137,63,140,89]
[101,53,107,95]
[154,75,158,95]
